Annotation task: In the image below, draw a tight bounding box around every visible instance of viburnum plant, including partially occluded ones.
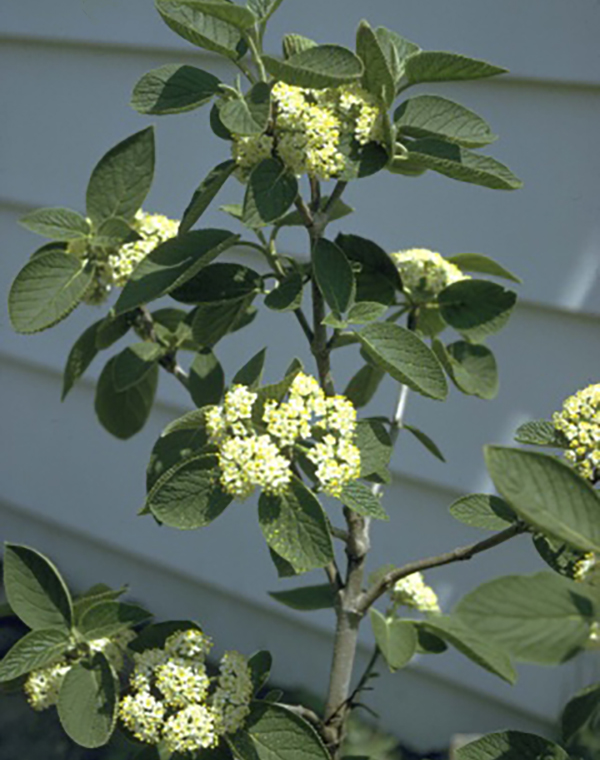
[3,2,600,759]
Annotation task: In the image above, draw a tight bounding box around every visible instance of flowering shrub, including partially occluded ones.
[2,2,599,760]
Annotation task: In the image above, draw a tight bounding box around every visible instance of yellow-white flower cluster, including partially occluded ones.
[552,384,600,482]
[23,629,135,711]
[206,373,361,500]
[68,210,179,305]
[391,572,440,614]
[231,82,384,181]
[391,248,469,303]
[119,628,253,754]
[573,552,597,582]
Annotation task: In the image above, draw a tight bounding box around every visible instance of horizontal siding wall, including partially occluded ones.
[1,0,599,750]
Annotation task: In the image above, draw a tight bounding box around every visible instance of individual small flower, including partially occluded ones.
[120,691,166,744]
[163,703,220,753]
[391,572,440,613]
[212,651,253,734]
[24,661,70,711]
[130,648,170,692]
[391,248,468,303]
[552,384,600,482]
[307,433,361,497]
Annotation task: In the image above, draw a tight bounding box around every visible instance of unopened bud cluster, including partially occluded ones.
[206,372,361,499]
[391,248,468,303]
[68,210,179,305]
[119,628,253,754]
[391,572,440,613]
[232,82,383,181]
[552,383,600,482]
[24,630,135,711]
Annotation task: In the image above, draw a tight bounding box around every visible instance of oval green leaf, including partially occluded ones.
[95,357,158,439]
[313,238,355,315]
[457,731,569,760]
[19,207,90,240]
[357,322,448,400]
[243,159,298,228]
[449,493,516,531]
[0,628,71,682]
[263,45,363,89]
[405,51,507,84]
[9,252,92,334]
[438,280,517,343]
[447,252,521,283]
[370,609,417,671]
[131,63,221,115]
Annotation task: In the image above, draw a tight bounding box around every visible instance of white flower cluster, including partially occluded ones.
[205,373,361,500]
[231,82,383,181]
[391,248,468,303]
[391,572,440,613]
[573,552,597,582]
[552,383,600,482]
[119,628,253,754]
[24,629,135,711]
[68,210,179,305]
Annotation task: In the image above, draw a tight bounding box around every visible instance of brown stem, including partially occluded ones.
[357,522,527,615]
[134,307,190,391]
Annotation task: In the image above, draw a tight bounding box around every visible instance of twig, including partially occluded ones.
[277,703,322,729]
[357,522,527,615]
[323,181,348,214]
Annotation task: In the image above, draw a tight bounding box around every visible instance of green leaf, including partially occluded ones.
[346,302,387,325]
[172,261,261,304]
[211,103,234,140]
[189,349,225,406]
[282,33,317,59]
[313,238,355,315]
[86,127,155,226]
[404,51,507,85]
[79,601,151,640]
[258,478,333,574]
[485,446,600,553]
[433,340,499,399]
[20,207,90,240]
[9,252,93,334]
[457,731,569,760]
[340,481,388,520]
[356,419,392,480]
[514,419,566,447]
[562,683,600,745]
[455,572,595,664]
[73,585,127,623]
[275,196,353,228]
[395,95,497,148]
[233,348,267,388]
[337,136,389,181]
[131,63,221,115]
[357,322,448,400]
[95,312,132,349]
[113,343,163,392]
[93,217,140,248]
[218,82,271,135]
[191,296,255,347]
[248,651,272,693]
[58,654,118,749]
[335,234,401,305]
[269,584,335,611]
[166,0,257,30]
[114,229,238,314]
[95,357,158,439]
[61,320,102,400]
[402,424,445,462]
[438,280,516,343]
[243,159,298,228]
[265,273,303,312]
[414,625,447,654]
[344,364,384,409]
[369,609,417,671]
[229,702,330,760]
[180,160,236,235]
[269,548,298,579]
[374,27,420,84]
[146,454,232,529]
[156,0,245,59]
[356,20,395,106]
[447,253,521,283]
[4,544,73,631]
[422,616,516,684]
[263,45,363,89]
[404,138,523,191]
[0,628,71,682]
[532,533,591,580]
[146,426,210,494]
[449,493,517,531]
